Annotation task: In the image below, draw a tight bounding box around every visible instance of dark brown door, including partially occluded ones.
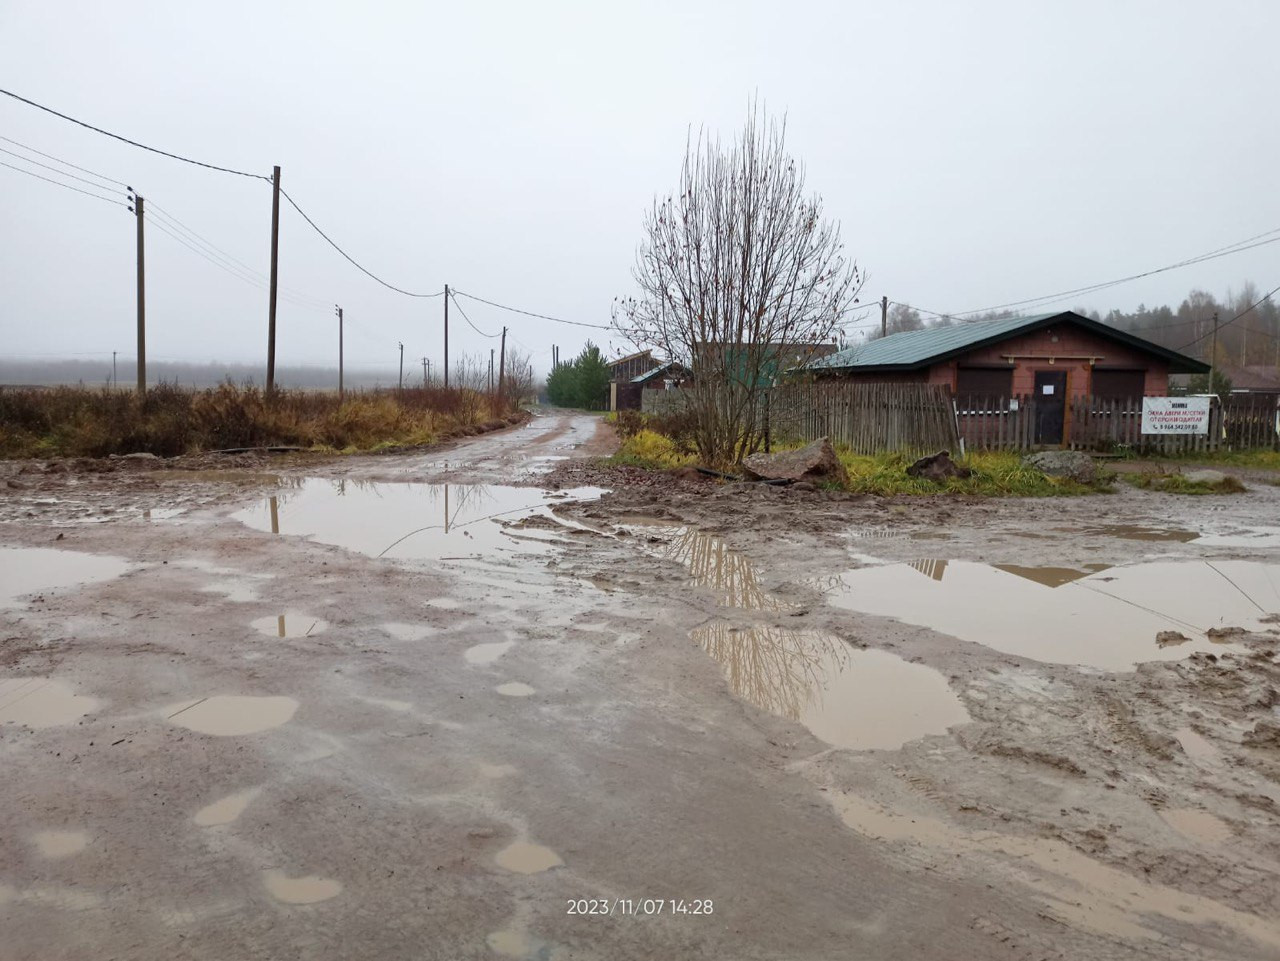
[1034,370,1068,444]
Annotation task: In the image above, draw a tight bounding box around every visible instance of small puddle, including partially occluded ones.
[164,695,299,735]
[1194,526,1280,549]
[465,641,514,665]
[194,787,260,827]
[693,623,969,750]
[234,482,604,562]
[0,678,100,728]
[262,869,342,905]
[1159,808,1232,844]
[1174,727,1219,764]
[622,522,784,611]
[495,841,563,874]
[0,547,129,607]
[32,830,88,858]
[824,560,1277,670]
[250,612,328,638]
[495,682,535,697]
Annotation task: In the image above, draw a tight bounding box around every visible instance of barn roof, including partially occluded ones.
[804,311,1209,374]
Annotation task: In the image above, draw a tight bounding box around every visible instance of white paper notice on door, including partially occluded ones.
[1041,384,1055,395]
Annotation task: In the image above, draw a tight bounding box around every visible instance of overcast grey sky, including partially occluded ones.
[2,1,1278,376]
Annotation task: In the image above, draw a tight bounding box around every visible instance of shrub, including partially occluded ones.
[612,429,696,469]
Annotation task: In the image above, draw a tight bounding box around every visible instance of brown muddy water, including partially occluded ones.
[694,623,969,750]
[233,480,604,562]
[0,678,101,728]
[824,559,1278,670]
[0,546,129,607]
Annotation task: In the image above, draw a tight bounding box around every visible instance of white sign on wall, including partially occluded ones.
[1141,396,1211,435]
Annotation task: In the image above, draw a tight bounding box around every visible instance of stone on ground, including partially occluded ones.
[1182,469,1229,485]
[1024,450,1097,483]
[742,437,848,486]
[905,450,972,482]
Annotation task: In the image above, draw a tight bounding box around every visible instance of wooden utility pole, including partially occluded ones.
[134,195,146,395]
[422,357,428,386]
[443,283,450,389]
[398,342,404,390]
[112,351,117,389]
[335,305,344,398]
[498,326,507,400]
[880,295,888,339]
[489,348,494,393]
[262,165,280,391]
[1209,311,1220,395]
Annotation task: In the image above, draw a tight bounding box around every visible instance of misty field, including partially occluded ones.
[0,383,519,458]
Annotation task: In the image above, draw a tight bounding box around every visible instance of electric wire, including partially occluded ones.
[0,88,269,180]
[277,187,443,299]
[452,289,611,330]
[0,158,127,206]
[0,144,128,193]
[144,200,331,309]
[0,133,131,187]
[1174,283,1280,351]
[447,290,500,338]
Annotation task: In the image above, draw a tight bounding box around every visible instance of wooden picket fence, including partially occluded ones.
[959,394,1279,453]
[767,382,960,455]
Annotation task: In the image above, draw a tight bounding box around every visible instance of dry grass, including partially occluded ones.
[0,383,512,458]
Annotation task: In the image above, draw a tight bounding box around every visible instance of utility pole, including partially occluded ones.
[489,348,495,393]
[112,351,117,389]
[398,342,404,390]
[880,295,889,339]
[335,305,344,399]
[422,357,428,386]
[443,283,450,389]
[498,326,507,401]
[134,194,146,395]
[266,165,282,392]
[1209,310,1220,397]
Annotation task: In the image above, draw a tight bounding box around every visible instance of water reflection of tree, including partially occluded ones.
[650,526,783,611]
[692,621,849,722]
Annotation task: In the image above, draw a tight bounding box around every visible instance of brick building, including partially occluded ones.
[802,311,1208,443]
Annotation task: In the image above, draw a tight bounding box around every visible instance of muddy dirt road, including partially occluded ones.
[2,410,1279,960]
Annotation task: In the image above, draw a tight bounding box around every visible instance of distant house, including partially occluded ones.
[1221,365,1280,396]
[606,350,663,411]
[694,340,840,386]
[801,311,1208,443]
[612,361,690,412]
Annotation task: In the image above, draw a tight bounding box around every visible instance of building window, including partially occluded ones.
[1092,368,1145,401]
[956,366,1014,409]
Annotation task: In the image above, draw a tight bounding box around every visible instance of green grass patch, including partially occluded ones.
[1121,471,1247,495]
[611,429,697,470]
[837,450,1104,497]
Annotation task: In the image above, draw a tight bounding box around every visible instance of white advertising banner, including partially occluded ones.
[1141,396,1211,435]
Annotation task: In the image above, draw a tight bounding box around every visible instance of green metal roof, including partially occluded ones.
[804,311,1209,374]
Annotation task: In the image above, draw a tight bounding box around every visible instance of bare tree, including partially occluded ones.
[613,103,862,465]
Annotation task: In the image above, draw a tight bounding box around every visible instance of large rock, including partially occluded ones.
[1024,450,1097,483]
[742,437,848,486]
[906,450,972,482]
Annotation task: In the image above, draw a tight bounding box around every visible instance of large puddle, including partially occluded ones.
[622,521,785,611]
[234,481,604,562]
[0,547,129,608]
[695,623,969,750]
[825,560,1279,670]
[0,678,101,728]
[164,695,299,735]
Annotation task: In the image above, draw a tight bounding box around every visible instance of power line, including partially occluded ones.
[277,186,444,299]
[0,158,127,207]
[0,133,130,187]
[948,228,1280,319]
[452,289,611,330]
[0,87,269,181]
[1174,283,1280,351]
[145,199,330,308]
[0,141,129,192]
[448,290,499,338]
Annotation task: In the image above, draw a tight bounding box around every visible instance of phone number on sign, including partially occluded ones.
[567,898,714,917]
